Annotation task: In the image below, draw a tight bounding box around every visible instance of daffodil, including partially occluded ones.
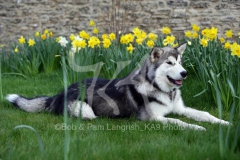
[224,42,231,49]
[172,43,179,48]
[93,28,99,34]
[208,27,218,40]
[88,36,100,48]
[200,37,209,47]
[78,40,87,48]
[192,24,200,32]
[109,33,116,41]
[219,37,225,43]
[56,36,61,42]
[185,31,192,38]
[44,29,49,35]
[230,42,240,57]
[58,36,68,47]
[120,35,128,44]
[148,33,158,41]
[125,34,134,43]
[163,35,175,46]
[225,29,233,38]
[120,34,134,44]
[133,27,142,37]
[192,32,198,39]
[102,38,111,49]
[127,43,134,54]
[49,32,53,37]
[102,34,108,40]
[74,35,82,41]
[28,39,35,46]
[201,28,209,38]
[147,40,154,48]
[72,38,86,49]
[14,46,18,53]
[35,31,40,37]
[69,34,75,41]
[139,30,147,39]
[161,27,171,35]
[79,30,90,40]
[41,34,47,40]
[89,20,95,27]
[18,36,26,44]
[136,38,144,45]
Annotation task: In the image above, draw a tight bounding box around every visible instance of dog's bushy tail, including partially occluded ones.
[6,83,81,114]
[6,94,55,113]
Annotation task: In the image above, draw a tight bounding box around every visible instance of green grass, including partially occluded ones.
[0,71,239,160]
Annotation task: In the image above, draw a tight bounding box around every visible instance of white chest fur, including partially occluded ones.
[148,91,179,117]
[136,82,182,117]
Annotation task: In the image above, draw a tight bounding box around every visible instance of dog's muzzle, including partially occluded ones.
[167,71,187,86]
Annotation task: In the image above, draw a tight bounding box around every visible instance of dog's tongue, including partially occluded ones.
[175,80,182,85]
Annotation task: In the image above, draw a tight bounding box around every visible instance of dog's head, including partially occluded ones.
[147,43,187,92]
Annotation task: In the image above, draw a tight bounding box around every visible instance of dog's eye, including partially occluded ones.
[166,61,173,65]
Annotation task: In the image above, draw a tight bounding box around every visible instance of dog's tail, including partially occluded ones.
[5,94,55,113]
[5,83,80,114]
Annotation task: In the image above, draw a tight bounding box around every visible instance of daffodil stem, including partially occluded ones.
[0,56,2,100]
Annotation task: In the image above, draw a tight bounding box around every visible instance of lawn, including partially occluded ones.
[0,70,239,160]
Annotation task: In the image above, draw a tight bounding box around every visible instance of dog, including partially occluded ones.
[6,43,229,131]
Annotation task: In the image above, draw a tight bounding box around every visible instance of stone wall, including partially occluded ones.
[0,0,240,45]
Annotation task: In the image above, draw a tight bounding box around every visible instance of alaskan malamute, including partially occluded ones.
[6,43,229,130]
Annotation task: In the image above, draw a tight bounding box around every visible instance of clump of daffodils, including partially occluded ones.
[182,23,240,58]
[14,20,240,59]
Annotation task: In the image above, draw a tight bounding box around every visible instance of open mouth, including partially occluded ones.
[167,76,183,86]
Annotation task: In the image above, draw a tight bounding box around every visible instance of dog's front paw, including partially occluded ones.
[195,125,206,131]
[188,124,206,131]
[219,120,231,126]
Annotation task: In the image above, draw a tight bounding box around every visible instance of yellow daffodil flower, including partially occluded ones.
[148,33,158,41]
[219,37,225,43]
[163,35,175,46]
[28,39,35,46]
[18,36,26,44]
[200,37,209,47]
[147,40,154,47]
[44,29,49,35]
[109,33,116,41]
[102,34,108,40]
[14,47,18,53]
[93,28,99,34]
[224,42,231,49]
[192,32,198,39]
[41,34,47,40]
[89,20,95,27]
[230,42,240,57]
[192,24,200,32]
[127,43,134,54]
[102,38,111,49]
[79,30,90,40]
[69,34,75,41]
[35,31,40,37]
[161,27,171,35]
[185,31,192,38]
[225,30,233,38]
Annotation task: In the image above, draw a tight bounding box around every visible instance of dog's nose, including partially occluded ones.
[180,71,188,78]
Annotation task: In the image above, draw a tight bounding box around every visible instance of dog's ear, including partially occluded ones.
[149,47,164,63]
[175,43,187,55]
